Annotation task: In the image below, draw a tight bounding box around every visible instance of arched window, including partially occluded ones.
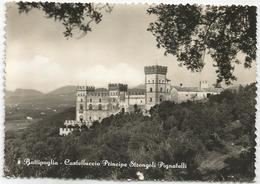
[160,87,163,92]
[80,98,83,102]
[150,98,152,102]
[89,104,93,110]
[150,87,153,92]
[90,99,92,102]
[98,104,102,110]
[99,98,102,102]
[79,115,83,122]
[80,104,83,110]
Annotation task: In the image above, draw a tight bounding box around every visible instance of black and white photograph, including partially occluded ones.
[2,1,258,182]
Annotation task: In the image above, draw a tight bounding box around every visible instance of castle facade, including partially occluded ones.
[59,65,223,136]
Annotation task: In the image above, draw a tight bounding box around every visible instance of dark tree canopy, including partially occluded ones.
[147,4,256,85]
[17,2,113,38]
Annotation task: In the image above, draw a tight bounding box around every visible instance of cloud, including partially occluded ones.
[6,56,144,92]
[76,63,144,88]
[6,55,66,92]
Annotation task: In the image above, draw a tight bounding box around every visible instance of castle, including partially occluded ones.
[59,65,223,136]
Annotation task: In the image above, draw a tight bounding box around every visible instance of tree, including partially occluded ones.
[147,4,256,85]
[17,2,113,38]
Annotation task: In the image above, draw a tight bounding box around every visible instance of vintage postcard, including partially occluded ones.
[3,0,258,182]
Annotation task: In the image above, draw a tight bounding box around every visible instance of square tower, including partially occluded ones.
[144,65,168,110]
[108,83,128,102]
[76,86,95,122]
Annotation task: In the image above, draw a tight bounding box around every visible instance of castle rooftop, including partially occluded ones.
[144,65,167,75]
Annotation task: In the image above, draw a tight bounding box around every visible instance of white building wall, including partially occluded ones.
[127,95,145,105]
[76,90,87,122]
[59,128,74,136]
[177,91,220,103]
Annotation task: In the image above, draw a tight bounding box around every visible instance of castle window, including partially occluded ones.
[167,88,169,92]
[160,98,162,102]
[160,87,163,92]
[159,80,161,83]
[89,104,93,110]
[90,99,92,102]
[150,98,152,102]
[79,115,83,122]
[99,98,102,102]
[98,104,102,110]
[80,98,83,102]
[162,80,164,83]
[89,117,92,120]
[141,100,142,103]
[148,80,150,83]
[80,104,83,110]
[150,87,153,92]
[152,80,154,83]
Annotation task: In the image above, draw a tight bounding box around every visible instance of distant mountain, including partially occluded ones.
[5,86,76,109]
[11,89,43,97]
[5,89,44,104]
[47,85,76,95]
[133,84,145,89]
[5,90,14,99]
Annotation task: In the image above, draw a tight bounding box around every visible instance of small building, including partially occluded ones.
[59,127,74,136]
[170,81,223,103]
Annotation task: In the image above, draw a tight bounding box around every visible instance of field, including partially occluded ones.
[5,103,74,134]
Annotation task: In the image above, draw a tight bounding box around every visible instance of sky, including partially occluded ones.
[5,3,256,93]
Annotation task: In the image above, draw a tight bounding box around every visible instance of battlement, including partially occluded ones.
[199,81,208,89]
[77,85,95,91]
[108,83,128,91]
[144,65,167,75]
[200,81,208,84]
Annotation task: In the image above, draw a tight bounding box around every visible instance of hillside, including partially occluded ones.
[133,84,145,89]
[5,86,76,109]
[4,83,256,181]
[47,85,76,95]
[5,88,43,99]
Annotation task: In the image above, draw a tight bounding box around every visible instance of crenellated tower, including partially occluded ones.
[144,65,168,110]
[76,85,95,122]
[108,83,128,102]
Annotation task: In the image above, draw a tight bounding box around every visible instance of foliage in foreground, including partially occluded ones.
[147,5,256,85]
[5,84,256,181]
